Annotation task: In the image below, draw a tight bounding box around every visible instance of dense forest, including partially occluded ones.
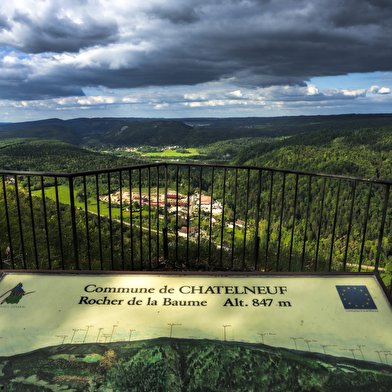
[1,115,392,282]
[204,126,392,274]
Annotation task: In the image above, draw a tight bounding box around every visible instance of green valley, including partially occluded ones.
[1,115,392,283]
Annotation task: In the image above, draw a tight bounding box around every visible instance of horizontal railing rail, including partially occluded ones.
[1,162,391,289]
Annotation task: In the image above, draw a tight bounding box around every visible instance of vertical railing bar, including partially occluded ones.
[231,168,238,269]
[148,167,152,269]
[329,179,341,272]
[82,175,91,270]
[0,180,2,268]
[55,177,65,269]
[108,173,114,270]
[14,176,26,269]
[276,172,286,271]
[68,176,79,270]
[156,166,160,266]
[289,174,299,271]
[198,166,202,265]
[242,169,250,270]
[301,176,312,272]
[208,167,215,266]
[27,177,39,269]
[119,171,125,271]
[95,173,103,270]
[138,168,143,269]
[253,169,262,270]
[41,177,52,270]
[375,184,390,272]
[175,165,179,262]
[129,169,134,270]
[2,175,14,268]
[265,171,274,272]
[343,181,357,271]
[315,177,326,272]
[220,168,227,267]
[0,178,2,268]
[359,183,373,271]
[163,164,168,260]
[186,166,190,267]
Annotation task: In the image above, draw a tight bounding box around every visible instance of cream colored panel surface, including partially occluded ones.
[0,273,391,365]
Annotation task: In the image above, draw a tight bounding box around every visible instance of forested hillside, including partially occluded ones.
[0,139,139,172]
[233,126,392,179]
[104,120,193,146]
[0,125,81,146]
[198,126,392,274]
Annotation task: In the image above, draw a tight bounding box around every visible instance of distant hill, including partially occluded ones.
[0,117,152,133]
[0,113,391,149]
[1,338,391,391]
[104,120,194,146]
[204,113,392,132]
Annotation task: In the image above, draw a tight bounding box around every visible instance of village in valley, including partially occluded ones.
[99,189,249,243]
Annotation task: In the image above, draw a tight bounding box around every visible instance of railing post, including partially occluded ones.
[289,174,299,270]
[164,163,168,260]
[69,176,80,270]
[276,172,286,271]
[27,176,39,268]
[253,169,262,270]
[198,166,202,265]
[375,184,390,271]
[14,176,26,269]
[315,177,326,271]
[2,175,14,269]
[329,179,341,272]
[163,227,168,261]
[41,177,51,269]
[343,181,356,271]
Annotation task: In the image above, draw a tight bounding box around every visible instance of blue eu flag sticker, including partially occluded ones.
[336,286,377,310]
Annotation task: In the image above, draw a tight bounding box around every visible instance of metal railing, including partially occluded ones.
[1,162,391,280]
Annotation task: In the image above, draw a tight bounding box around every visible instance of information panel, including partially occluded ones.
[1,271,392,390]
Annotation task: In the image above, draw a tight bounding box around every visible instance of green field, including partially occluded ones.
[31,185,127,220]
[30,185,170,223]
[145,148,202,157]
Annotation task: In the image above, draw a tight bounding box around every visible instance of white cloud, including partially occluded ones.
[154,102,169,109]
[369,85,380,93]
[378,87,391,94]
[0,77,391,121]
[341,89,367,97]
[226,90,243,98]
[368,85,391,94]
[307,85,319,96]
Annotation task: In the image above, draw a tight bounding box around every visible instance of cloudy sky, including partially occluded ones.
[0,0,391,122]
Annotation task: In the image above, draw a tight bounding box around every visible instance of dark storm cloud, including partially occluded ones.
[0,81,85,100]
[149,4,201,24]
[328,0,392,27]
[0,0,392,100]
[10,10,119,53]
[0,56,85,100]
